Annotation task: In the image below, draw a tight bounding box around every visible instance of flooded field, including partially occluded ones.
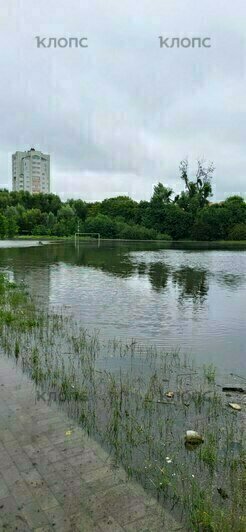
[0,240,245,373]
[0,248,245,530]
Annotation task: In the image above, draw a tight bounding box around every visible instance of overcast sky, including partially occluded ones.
[0,0,245,202]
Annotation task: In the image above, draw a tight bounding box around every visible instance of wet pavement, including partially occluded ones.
[0,355,181,531]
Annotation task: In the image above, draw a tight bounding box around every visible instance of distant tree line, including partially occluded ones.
[0,160,246,240]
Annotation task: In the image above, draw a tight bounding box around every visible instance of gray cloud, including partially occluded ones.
[0,0,246,201]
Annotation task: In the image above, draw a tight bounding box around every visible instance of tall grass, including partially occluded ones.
[0,274,245,531]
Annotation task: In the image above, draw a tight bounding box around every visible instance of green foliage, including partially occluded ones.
[0,213,8,238]
[151,183,173,205]
[156,233,172,241]
[192,197,246,240]
[67,199,87,220]
[84,214,117,238]
[200,433,217,471]
[164,205,193,240]
[203,363,216,383]
[228,223,246,241]
[176,159,214,212]
[116,221,157,240]
[32,224,49,236]
[0,162,245,241]
[100,196,138,222]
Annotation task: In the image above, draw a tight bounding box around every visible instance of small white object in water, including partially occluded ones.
[185,430,204,443]
[228,403,241,411]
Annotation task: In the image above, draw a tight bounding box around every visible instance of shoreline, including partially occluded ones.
[0,274,244,531]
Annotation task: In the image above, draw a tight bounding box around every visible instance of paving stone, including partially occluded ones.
[0,355,182,531]
[124,512,180,531]
[20,500,50,528]
[96,515,124,531]
[81,464,124,494]
[70,510,101,532]
[32,485,59,511]
[11,479,34,504]
[0,494,20,523]
[41,470,63,488]
[0,477,10,499]
[51,459,78,481]
[0,430,16,444]
[21,468,43,484]
[1,464,22,488]
[1,514,32,531]
[0,450,12,468]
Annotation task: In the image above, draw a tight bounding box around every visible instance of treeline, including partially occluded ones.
[0,160,245,240]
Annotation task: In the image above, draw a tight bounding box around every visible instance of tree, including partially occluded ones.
[56,205,77,235]
[164,205,192,239]
[57,204,75,220]
[32,193,62,214]
[0,168,244,241]
[0,213,7,238]
[145,183,174,232]
[228,223,246,241]
[86,202,101,218]
[135,200,150,225]
[32,225,49,236]
[100,196,138,222]
[116,221,157,240]
[0,190,11,210]
[5,206,19,237]
[151,183,173,205]
[84,214,117,238]
[21,209,45,234]
[47,211,56,232]
[223,196,246,227]
[192,204,229,240]
[146,182,192,238]
[68,199,87,220]
[176,159,214,212]
[6,217,18,237]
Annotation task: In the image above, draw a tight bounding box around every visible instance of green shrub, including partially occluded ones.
[0,213,7,238]
[156,233,172,241]
[116,221,156,240]
[228,223,246,241]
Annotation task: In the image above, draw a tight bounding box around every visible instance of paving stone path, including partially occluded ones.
[0,355,183,531]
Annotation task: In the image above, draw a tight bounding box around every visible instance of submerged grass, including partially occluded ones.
[0,273,245,531]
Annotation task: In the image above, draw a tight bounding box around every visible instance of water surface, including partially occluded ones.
[0,240,245,373]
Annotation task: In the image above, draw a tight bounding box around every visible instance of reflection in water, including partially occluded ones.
[217,273,245,289]
[0,241,245,371]
[148,263,170,292]
[172,267,209,302]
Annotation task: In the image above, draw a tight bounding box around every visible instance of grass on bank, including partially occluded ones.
[3,235,246,246]
[0,274,245,531]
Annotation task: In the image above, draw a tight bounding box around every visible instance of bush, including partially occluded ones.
[32,225,49,236]
[116,221,157,240]
[0,213,7,238]
[191,221,213,241]
[228,223,246,241]
[84,214,117,238]
[156,233,172,241]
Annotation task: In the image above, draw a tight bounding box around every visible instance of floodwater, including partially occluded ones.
[0,240,245,373]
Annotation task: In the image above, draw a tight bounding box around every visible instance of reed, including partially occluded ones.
[0,274,244,531]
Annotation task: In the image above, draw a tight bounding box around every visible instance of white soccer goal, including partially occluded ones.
[74,232,100,246]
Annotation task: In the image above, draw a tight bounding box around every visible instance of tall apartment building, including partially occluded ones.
[12,148,50,194]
